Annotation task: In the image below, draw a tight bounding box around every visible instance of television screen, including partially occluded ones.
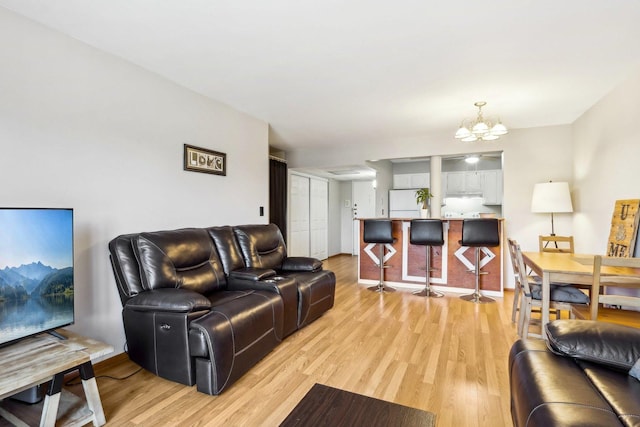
[0,208,74,346]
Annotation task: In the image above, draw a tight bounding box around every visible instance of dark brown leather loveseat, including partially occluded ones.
[109,223,335,395]
[509,320,640,427]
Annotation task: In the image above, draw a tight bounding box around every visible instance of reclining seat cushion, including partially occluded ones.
[234,224,286,270]
[135,228,227,294]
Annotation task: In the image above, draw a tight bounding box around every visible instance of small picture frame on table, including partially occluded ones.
[183,144,226,176]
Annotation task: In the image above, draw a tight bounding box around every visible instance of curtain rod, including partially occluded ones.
[269,155,287,163]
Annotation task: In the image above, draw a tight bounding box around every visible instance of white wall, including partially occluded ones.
[0,8,269,354]
[572,70,640,254]
[369,160,393,217]
[339,182,354,254]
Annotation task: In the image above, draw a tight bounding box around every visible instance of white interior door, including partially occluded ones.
[309,177,328,260]
[289,174,310,256]
[352,180,376,256]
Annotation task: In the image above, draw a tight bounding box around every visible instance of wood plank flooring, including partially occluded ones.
[79,255,521,426]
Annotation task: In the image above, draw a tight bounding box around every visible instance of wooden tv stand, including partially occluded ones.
[0,329,113,426]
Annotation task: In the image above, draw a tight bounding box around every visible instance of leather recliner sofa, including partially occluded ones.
[509,320,640,427]
[109,223,335,395]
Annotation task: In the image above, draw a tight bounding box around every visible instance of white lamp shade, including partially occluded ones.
[481,133,499,141]
[491,122,508,135]
[531,182,573,213]
[455,126,471,139]
[472,122,489,134]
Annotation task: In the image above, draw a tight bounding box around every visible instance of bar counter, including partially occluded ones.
[358,218,504,295]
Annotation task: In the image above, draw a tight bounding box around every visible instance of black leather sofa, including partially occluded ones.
[509,320,640,427]
[109,223,335,395]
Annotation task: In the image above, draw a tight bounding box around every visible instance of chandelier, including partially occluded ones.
[454,101,508,142]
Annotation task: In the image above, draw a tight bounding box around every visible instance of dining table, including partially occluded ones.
[520,251,640,337]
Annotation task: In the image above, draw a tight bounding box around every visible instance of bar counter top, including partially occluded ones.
[360,217,504,221]
[358,218,504,295]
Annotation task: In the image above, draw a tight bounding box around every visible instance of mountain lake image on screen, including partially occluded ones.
[0,208,74,346]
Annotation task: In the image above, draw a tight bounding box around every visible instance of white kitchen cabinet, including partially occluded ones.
[445,172,464,194]
[444,171,481,194]
[465,171,482,192]
[482,170,503,205]
[443,170,501,204]
[410,173,430,188]
[393,174,412,189]
[393,173,430,189]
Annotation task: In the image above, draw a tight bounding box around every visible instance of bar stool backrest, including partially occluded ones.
[363,219,394,244]
[461,219,500,247]
[410,219,444,246]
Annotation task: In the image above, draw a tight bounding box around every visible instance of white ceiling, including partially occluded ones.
[2,1,640,154]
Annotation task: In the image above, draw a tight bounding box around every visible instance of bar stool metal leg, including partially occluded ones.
[460,247,495,303]
[413,245,443,298]
[367,243,396,293]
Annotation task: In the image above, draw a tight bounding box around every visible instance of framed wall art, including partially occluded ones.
[183,144,226,176]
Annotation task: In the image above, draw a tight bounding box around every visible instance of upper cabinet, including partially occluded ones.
[393,173,430,189]
[481,170,503,205]
[444,171,482,194]
[442,170,503,205]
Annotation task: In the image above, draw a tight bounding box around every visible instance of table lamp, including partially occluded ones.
[531,181,573,235]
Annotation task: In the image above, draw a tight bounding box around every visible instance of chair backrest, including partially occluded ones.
[234,224,287,270]
[507,238,532,296]
[460,219,500,247]
[363,219,394,244]
[134,228,227,294]
[591,255,640,317]
[410,219,444,246]
[539,235,574,253]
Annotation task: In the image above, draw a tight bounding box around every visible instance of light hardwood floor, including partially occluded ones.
[85,254,520,426]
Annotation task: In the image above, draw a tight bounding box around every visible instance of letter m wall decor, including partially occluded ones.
[607,199,640,257]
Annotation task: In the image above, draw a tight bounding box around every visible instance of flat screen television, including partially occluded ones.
[0,208,74,347]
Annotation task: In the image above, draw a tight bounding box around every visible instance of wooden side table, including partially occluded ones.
[0,329,113,426]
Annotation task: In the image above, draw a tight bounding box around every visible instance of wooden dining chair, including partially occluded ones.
[539,235,574,253]
[508,238,541,323]
[510,239,589,338]
[507,238,565,325]
[571,255,640,328]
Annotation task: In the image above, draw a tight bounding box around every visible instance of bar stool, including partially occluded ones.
[363,219,396,293]
[459,218,500,304]
[410,219,444,298]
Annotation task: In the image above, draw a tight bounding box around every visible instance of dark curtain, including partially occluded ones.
[269,158,287,243]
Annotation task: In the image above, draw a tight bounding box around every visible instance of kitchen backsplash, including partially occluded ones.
[441,196,502,218]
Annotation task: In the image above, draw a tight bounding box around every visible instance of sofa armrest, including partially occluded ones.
[229,267,277,281]
[545,319,640,371]
[125,288,211,313]
[281,257,322,272]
